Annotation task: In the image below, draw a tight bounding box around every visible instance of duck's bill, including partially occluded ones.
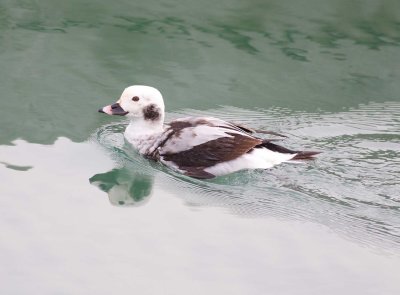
[98,103,128,116]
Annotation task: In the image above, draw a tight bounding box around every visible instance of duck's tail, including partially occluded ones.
[259,140,321,160]
[291,150,321,160]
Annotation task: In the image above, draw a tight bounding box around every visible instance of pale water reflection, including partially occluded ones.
[89,102,400,253]
[1,133,400,294]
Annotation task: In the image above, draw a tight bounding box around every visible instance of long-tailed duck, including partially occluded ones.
[99,85,320,179]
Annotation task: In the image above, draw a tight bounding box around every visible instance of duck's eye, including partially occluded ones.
[132,96,140,102]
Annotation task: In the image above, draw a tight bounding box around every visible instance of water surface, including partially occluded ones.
[1,0,400,294]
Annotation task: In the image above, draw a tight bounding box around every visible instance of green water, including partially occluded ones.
[1,0,400,294]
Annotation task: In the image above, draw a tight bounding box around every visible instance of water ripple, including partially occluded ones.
[94,101,400,253]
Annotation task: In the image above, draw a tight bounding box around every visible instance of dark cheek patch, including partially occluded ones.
[143,104,161,121]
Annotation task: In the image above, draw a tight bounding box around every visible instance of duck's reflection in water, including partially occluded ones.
[89,167,154,207]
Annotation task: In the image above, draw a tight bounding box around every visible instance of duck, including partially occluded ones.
[98,85,320,179]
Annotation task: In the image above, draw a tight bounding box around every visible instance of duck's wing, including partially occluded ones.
[230,122,287,138]
[160,117,262,178]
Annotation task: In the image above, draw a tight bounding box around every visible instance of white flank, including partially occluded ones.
[204,148,296,176]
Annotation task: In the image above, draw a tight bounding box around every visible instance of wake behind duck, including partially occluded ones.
[99,85,320,179]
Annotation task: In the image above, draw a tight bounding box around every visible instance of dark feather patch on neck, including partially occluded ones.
[143,104,161,121]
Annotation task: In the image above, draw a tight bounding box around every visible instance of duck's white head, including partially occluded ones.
[99,85,165,125]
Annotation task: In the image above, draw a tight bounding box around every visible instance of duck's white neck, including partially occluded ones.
[124,117,165,154]
[126,117,164,135]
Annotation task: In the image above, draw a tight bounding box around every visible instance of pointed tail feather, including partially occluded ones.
[291,151,321,160]
[259,141,320,160]
[254,129,287,138]
[231,122,288,138]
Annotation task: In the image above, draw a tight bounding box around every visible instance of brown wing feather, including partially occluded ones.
[161,132,262,168]
[229,122,287,138]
